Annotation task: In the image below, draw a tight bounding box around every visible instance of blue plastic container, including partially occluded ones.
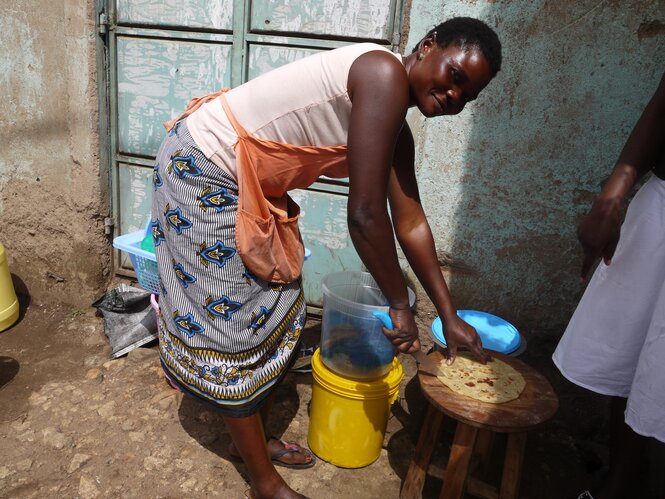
[113,220,161,295]
[431,310,522,355]
[321,271,414,380]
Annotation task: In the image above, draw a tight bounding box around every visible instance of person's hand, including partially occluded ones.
[577,196,622,281]
[380,307,421,354]
[441,315,489,365]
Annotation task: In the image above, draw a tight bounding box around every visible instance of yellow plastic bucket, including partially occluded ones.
[0,243,19,332]
[308,348,403,468]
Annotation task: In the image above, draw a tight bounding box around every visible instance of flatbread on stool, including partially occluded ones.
[436,353,526,403]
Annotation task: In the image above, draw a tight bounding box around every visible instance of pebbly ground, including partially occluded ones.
[0,293,663,498]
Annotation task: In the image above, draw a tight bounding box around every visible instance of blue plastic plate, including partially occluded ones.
[431,310,521,355]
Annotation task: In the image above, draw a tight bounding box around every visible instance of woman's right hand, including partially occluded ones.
[380,307,421,354]
[577,196,622,281]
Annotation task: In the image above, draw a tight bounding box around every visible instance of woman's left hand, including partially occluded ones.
[441,315,490,365]
[380,307,421,354]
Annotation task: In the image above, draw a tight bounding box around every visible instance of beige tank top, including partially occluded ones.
[185,43,401,179]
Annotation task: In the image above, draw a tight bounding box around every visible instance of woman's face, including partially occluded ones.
[409,39,493,117]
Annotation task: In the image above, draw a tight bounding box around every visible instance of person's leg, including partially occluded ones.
[593,397,647,499]
[224,413,305,499]
[259,393,275,424]
[229,393,314,467]
[261,395,315,467]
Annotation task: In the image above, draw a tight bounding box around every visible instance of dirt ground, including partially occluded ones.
[1,288,664,499]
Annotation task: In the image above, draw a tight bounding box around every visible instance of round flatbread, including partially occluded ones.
[436,353,526,403]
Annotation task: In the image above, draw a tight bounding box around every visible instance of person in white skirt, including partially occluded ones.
[553,72,665,499]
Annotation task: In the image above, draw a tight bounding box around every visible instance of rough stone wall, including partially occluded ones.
[0,0,109,307]
[404,0,664,332]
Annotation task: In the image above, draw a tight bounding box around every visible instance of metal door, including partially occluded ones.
[102,0,403,308]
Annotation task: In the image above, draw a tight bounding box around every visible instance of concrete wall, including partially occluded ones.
[0,0,109,307]
[403,0,664,332]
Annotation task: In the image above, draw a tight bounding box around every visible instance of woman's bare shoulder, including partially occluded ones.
[347,49,408,103]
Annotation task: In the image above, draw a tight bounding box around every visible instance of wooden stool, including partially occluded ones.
[400,350,558,499]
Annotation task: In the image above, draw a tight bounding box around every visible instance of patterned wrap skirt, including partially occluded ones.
[151,120,306,417]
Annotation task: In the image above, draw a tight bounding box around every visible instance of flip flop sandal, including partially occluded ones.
[164,373,181,391]
[269,437,317,469]
[290,346,315,373]
[577,491,595,499]
[228,437,316,469]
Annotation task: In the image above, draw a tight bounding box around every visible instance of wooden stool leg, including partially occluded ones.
[400,403,444,499]
[440,423,478,499]
[473,429,495,479]
[499,432,527,499]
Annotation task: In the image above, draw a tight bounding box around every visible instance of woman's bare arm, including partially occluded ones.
[346,50,419,351]
[387,124,487,363]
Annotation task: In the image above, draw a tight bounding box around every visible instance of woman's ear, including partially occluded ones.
[419,33,438,57]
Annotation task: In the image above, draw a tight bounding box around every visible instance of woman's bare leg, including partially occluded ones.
[229,394,313,466]
[259,394,275,426]
[593,397,647,499]
[224,413,305,499]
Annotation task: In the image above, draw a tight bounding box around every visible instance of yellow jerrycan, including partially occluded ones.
[0,242,19,332]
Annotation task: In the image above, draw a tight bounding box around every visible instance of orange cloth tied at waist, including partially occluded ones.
[165,89,349,284]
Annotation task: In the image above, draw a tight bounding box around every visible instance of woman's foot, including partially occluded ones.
[245,482,308,499]
[229,436,315,468]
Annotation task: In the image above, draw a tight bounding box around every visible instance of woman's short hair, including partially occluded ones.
[413,17,502,77]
